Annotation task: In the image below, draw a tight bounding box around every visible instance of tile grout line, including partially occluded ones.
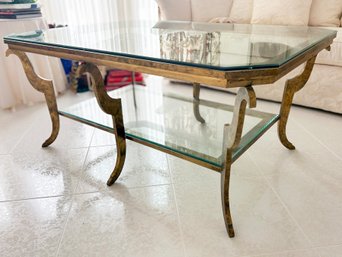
[8,112,39,155]
[72,183,173,196]
[166,155,188,257]
[0,194,66,204]
[0,190,124,205]
[88,143,115,148]
[241,248,321,257]
[313,242,342,250]
[54,127,95,257]
[53,195,75,257]
[290,118,341,257]
[0,130,104,204]
[295,121,342,162]
[247,151,316,250]
[72,127,96,195]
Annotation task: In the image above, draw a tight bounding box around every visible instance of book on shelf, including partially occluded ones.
[0,2,41,19]
[0,12,41,18]
[0,8,40,13]
[0,3,38,9]
[0,10,41,15]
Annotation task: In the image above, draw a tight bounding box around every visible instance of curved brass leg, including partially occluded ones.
[193,83,205,123]
[278,56,316,150]
[221,86,256,238]
[78,63,126,186]
[6,49,60,147]
[221,149,234,237]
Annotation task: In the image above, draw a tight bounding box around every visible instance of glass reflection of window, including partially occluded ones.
[160,31,221,66]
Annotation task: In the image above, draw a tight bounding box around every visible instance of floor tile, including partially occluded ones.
[1,81,341,257]
[266,171,342,247]
[57,187,184,257]
[12,115,94,154]
[0,105,43,155]
[249,124,342,183]
[249,126,342,246]
[0,148,87,201]
[173,174,310,257]
[0,196,71,257]
[290,107,342,160]
[57,90,95,109]
[318,245,342,257]
[90,129,115,147]
[167,155,219,185]
[246,249,320,257]
[168,153,261,186]
[76,141,171,193]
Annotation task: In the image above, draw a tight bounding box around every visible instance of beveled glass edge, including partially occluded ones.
[58,109,222,168]
[3,37,278,71]
[58,93,279,170]
[4,26,336,72]
[232,114,279,162]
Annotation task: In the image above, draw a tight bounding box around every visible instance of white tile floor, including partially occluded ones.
[0,76,341,257]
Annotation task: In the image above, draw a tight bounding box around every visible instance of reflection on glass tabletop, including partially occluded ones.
[4,21,336,71]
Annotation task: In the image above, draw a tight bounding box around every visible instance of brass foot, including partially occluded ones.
[6,49,60,147]
[221,86,256,238]
[193,83,205,123]
[278,56,317,150]
[78,63,126,186]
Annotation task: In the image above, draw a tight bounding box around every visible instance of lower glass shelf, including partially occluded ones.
[59,86,279,170]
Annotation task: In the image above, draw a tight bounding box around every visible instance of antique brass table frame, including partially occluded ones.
[5,33,334,237]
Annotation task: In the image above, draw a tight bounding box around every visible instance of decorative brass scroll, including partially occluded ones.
[6,49,60,147]
[221,86,256,237]
[78,63,126,186]
[193,83,205,123]
[278,56,316,150]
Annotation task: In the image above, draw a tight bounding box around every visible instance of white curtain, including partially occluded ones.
[38,0,161,66]
[40,0,159,25]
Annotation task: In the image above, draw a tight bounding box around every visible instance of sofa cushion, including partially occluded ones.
[316,27,342,67]
[157,0,192,21]
[191,0,233,22]
[253,64,342,113]
[309,0,342,27]
[251,0,313,26]
[229,0,254,24]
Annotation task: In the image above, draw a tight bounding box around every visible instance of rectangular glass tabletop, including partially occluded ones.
[4,21,336,71]
[59,85,279,169]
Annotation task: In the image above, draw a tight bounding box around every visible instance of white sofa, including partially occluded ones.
[156,0,342,114]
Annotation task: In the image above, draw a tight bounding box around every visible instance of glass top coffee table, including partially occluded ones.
[4,21,336,238]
